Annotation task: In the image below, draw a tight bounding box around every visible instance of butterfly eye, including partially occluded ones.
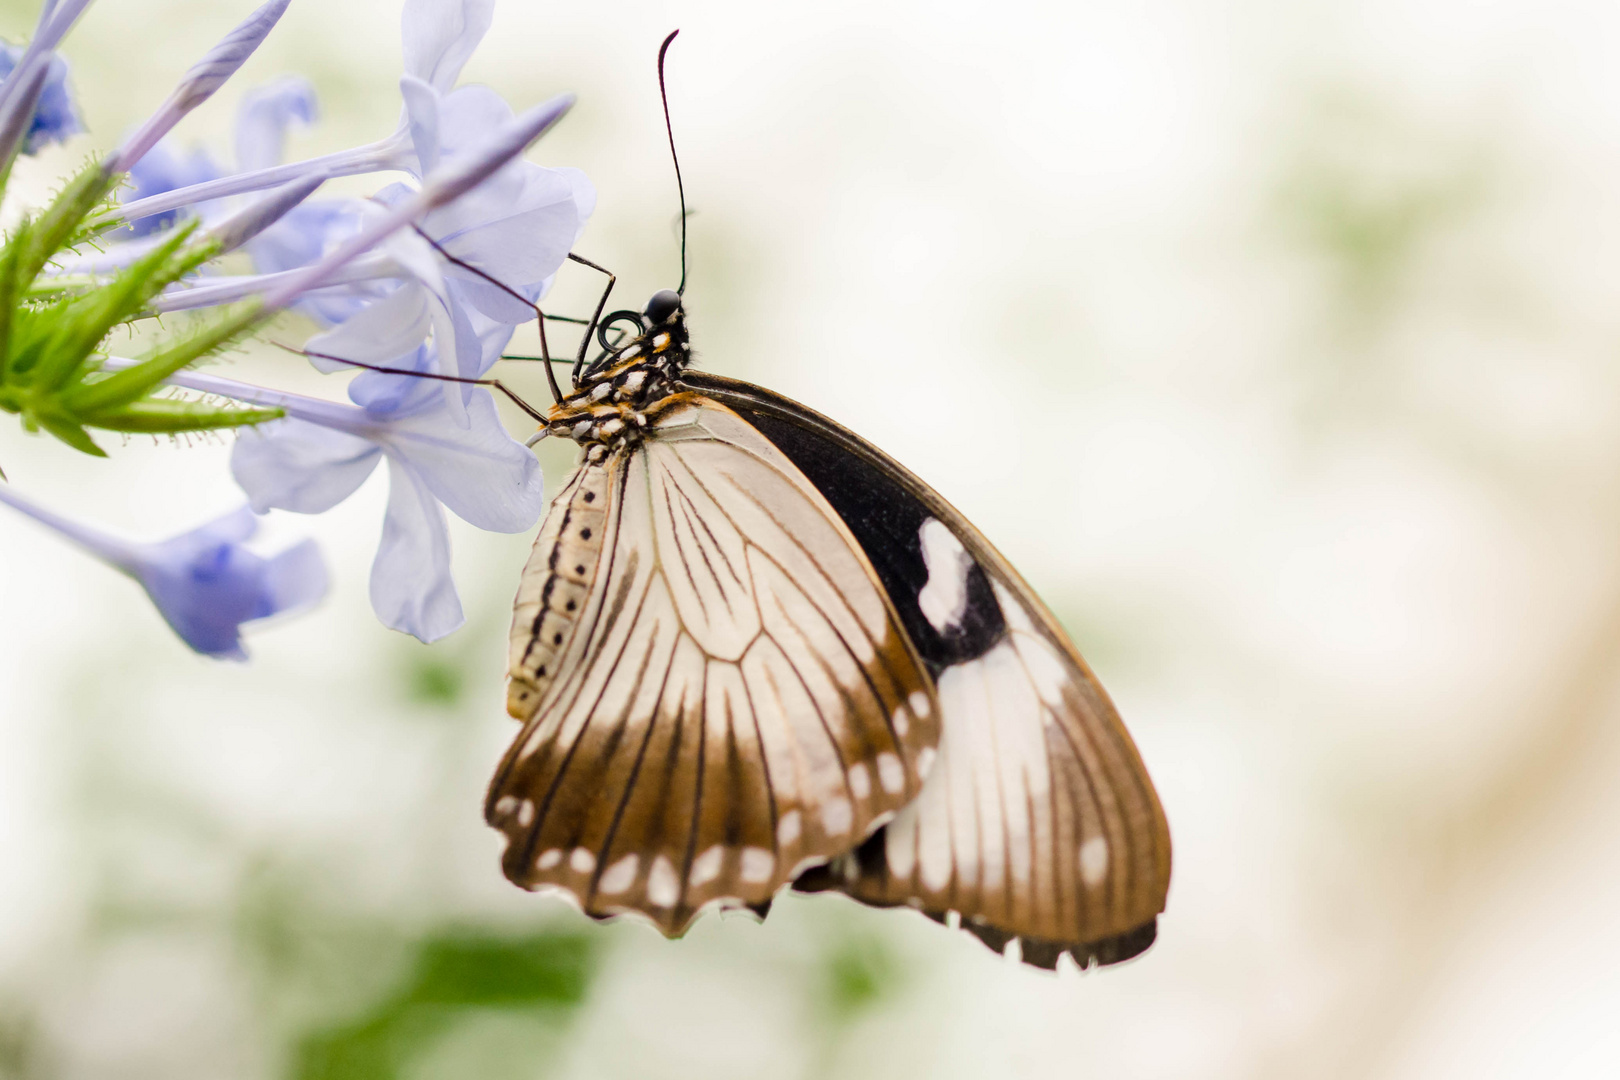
[644,289,682,325]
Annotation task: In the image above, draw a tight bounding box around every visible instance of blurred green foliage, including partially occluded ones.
[1275,93,1490,318]
[821,933,901,1023]
[291,930,595,1080]
[407,656,467,708]
[0,1008,42,1080]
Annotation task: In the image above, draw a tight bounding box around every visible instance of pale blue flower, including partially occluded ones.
[83,0,592,437]
[232,77,377,323]
[298,164,589,418]
[0,488,328,660]
[161,363,546,643]
[232,0,593,412]
[0,42,81,153]
[231,81,381,325]
[108,0,512,224]
[138,0,593,420]
[150,91,578,325]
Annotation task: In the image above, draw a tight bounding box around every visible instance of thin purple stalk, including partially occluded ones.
[151,254,397,312]
[110,130,410,228]
[0,54,51,167]
[0,483,138,570]
[0,0,92,118]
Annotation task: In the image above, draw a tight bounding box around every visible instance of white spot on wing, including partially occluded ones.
[892,706,910,738]
[493,796,517,819]
[740,847,775,883]
[690,845,723,886]
[877,752,905,794]
[647,855,679,907]
[822,797,854,836]
[908,690,931,719]
[600,854,638,895]
[886,811,919,878]
[1080,837,1110,887]
[517,800,535,827]
[917,518,973,633]
[848,763,871,800]
[777,810,802,846]
[537,849,563,870]
[569,848,596,874]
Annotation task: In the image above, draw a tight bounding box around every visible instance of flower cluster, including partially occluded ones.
[0,0,591,655]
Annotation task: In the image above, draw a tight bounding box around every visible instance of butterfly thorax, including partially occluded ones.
[540,308,693,463]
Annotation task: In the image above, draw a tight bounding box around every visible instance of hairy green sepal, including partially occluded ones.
[0,160,283,456]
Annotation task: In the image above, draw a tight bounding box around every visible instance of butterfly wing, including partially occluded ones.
[487,396,942,934]
[683,371,1172,969]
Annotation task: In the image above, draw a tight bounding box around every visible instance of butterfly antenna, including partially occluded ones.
[411,225,566,405]
[657,29,688,295]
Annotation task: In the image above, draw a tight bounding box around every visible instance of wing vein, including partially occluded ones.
[667,462,746,590]
[659,469,713,623]
[769,613,858,832]
[669,444,915,759]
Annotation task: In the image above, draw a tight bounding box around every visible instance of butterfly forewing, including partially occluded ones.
[685,371,1172,968]
[488,398,942,933]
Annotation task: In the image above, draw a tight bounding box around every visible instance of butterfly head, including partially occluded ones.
[539,291,693,461]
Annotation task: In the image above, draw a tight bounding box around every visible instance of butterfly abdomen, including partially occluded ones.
[506,462,614,719]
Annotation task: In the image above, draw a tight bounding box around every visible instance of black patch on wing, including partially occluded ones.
[725,404,1004,676]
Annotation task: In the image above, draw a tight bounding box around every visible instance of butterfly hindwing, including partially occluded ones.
[488,397,941,933]
[684,371,1172,969]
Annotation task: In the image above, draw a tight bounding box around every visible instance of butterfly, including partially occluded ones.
[482,278,1172,970]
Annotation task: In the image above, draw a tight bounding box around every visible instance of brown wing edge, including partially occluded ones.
[682,370,1171,969]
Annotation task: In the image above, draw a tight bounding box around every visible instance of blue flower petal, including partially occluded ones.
[371,456,463,642]
[258,537,330,619]
[401,0,495,93]
[231,418,382,514]
[235,74,318,171]
[129,506,330,660]
[379,387,545,533]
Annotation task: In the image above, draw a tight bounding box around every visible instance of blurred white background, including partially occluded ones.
[5,0,1620,1076]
